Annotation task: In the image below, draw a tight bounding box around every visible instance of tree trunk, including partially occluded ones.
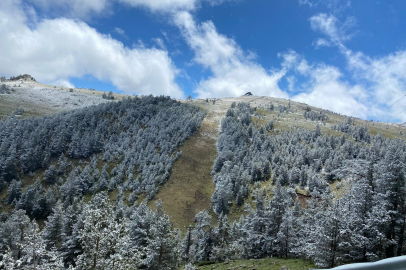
[93,236,99,270]
[397,215,406,256]
[158,243,163,266]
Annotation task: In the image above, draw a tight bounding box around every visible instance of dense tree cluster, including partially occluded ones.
[0,95,205,218]
[207,102,406,267]
[182,138,406,267]
[0,193,183,269]
[211,103,373,214]
[332,117,371,143]
[9,74,36,81]
[303,106,328,123]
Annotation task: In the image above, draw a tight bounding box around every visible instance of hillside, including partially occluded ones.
[0,76,125,118]
[1,79,406,269]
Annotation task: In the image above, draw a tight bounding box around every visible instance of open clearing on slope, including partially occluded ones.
[149,99,230,230]
[181,257,316,270]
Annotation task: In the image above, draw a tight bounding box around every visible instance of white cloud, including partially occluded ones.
[293,80,368,118]
[292,63,368,118]
[279,50,311,75]
[25,0,112,20]
[286,76,296,92]
[347,50,406,118]
[313,38,331,48]
[279,49,300,69]
[310,13,345,45]
[49,79,75,89]
[174,11,288,98]
[310,12,406,122]
[298,0,313,7]
[118,0,235,13]
[23,0,238,20]
[299,0,352,13]
[114,27,127,37]
[152,38,167,50]
[277,49,368,118]
[0,0,184,98]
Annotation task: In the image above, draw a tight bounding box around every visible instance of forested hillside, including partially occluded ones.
[0,96,206,269]
[0,94,405,269]
[194,102,406,268]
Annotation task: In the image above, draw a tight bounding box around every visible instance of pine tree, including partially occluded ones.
[42,203,66,250]
[75,193,138,269]
[7,179,22,204]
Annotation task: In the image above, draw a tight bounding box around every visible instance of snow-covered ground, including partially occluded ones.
[0,78,123,117]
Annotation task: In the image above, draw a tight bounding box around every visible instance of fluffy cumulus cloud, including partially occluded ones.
[0,0,184,98]
[293,65,369,118]
[174,11,288,98]
[310,13,406,122]
[278,50,369,118]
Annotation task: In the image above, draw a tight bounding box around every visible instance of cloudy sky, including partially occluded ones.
[1,0,406,122]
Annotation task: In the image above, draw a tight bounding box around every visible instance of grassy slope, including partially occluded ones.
[0,93,50,118]
[150,101,224,230]
[182,258,316,270]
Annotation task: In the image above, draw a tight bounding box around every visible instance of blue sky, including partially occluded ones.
[1,0,406,122]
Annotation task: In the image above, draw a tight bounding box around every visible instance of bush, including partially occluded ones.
[12,108,24,115]
[102,91,115,100]
[0,84,13,94]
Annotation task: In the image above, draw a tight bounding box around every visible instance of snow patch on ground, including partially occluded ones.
[1,80,113,116]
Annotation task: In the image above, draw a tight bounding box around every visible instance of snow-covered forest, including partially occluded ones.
[0,96,205,269]
[207,102,406,268]
[0,98,405,269]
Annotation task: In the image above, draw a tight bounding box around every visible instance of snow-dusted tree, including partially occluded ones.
[276,208,296,258]
[0,210,30,260]
[301,191,352,268]
[44,165,57,184]
[142,201,182,270]
[75,193,139,270]
[7,179,22,204]
[15,220,64,269]
[210,214,231,262]
[187,210,213,263]
[42,203,66,250]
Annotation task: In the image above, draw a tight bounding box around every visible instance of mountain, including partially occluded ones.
[0,78,405,269]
